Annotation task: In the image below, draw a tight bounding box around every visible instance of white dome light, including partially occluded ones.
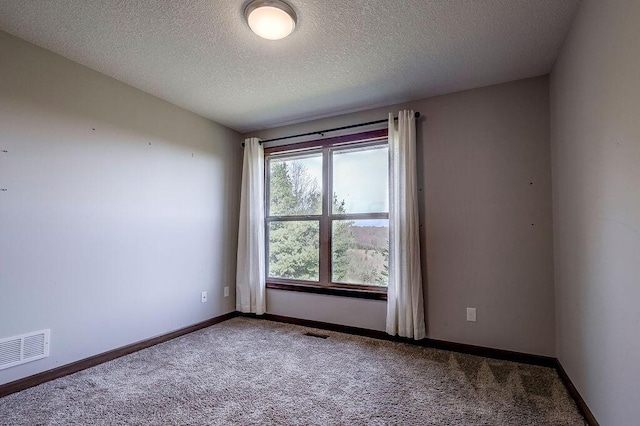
[245,0,297,40]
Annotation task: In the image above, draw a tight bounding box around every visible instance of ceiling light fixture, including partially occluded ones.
[244,0,297,40]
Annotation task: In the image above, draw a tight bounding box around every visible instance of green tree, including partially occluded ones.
[268,221,320,280]
[268,161,321,280]
[330,195,353,282]
[375,246,389,285]
[267,159,391,286]
[269,161,320,215]
[268,160,355,282]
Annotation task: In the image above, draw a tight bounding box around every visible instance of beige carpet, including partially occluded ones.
[0,317,585,425]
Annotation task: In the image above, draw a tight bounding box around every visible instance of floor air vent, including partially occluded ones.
[304,332,329,339]
[0,329,50,370]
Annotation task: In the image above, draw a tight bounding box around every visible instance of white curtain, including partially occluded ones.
[236,138,266,315]
[386,111,426,339]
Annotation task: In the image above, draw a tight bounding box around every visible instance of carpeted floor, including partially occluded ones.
[0,317,585,425]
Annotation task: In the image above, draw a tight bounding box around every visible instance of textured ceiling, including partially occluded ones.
[0,0,581,133]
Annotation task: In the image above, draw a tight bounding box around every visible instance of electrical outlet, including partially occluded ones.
[201,291,207,303]
[224,286,229,297]
[466,307,477,322]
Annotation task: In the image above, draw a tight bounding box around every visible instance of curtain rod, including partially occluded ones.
[242,111,420,147]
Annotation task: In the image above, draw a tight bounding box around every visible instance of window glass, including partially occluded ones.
[268,153,323,216]
[332,146,389,214]
[332,219,389,286]
[264,135,390,296]
[268,221,320,281]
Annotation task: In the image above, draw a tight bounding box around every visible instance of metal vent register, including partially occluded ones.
[0,329,50,370]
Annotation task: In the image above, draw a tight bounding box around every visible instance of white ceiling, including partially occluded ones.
[0,0,581,133]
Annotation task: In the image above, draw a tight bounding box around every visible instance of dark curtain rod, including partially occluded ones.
[242,111,420,147]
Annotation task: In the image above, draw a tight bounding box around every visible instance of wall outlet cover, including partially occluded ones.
[201,291,207,303]
[466,307,477,322]
[224,286,229,297]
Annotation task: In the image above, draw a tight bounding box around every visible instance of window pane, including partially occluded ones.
[332,145,388,214]
[268,221,320,281]
[269,153,322,216]
[332,219,388,286]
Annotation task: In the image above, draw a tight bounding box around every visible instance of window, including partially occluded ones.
[265,130,389,300]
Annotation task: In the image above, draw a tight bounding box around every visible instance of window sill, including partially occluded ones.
[266,281,387,301]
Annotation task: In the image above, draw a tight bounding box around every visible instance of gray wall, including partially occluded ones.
[550,1,640,424]
[247,76,556,356]
[0,31,242,385]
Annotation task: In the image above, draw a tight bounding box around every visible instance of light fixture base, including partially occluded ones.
[244,0,297,40]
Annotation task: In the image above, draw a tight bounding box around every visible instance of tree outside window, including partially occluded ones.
[266,140,389,292]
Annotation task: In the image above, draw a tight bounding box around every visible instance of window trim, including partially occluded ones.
[264,129,389,301]
[264,129,388,154]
